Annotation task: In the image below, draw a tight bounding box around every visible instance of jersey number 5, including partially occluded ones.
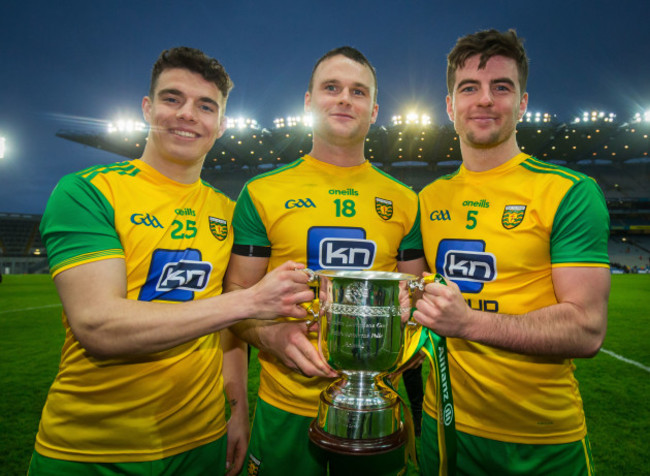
[466,210,478,230]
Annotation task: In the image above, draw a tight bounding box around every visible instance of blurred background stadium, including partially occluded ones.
[1,108,649,275]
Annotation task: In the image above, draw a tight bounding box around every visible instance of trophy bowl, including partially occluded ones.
[307,270,417,455]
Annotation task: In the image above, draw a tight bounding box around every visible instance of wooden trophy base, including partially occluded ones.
[308,420,407,456]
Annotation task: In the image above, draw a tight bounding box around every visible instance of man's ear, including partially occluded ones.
[446,95,454,122]
[304,91,311,113]
[142,96,152,123]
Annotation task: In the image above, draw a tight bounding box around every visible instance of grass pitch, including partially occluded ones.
[0,274,648,474]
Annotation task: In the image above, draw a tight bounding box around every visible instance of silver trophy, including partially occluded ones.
[304,269,435,455]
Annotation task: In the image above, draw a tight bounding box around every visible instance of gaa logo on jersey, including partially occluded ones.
[502,205,526,229]
[139,249,212,302]
[208,216,228,241]
[435,239,497,293]
[307,226,376,270]
[285,198,316,209]
[375,197,393,220]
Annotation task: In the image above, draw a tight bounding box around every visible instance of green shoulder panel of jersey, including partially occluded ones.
[231,158,305,247]
[40,166,131,276]
[551,175,610,265]
[232,185,271,247]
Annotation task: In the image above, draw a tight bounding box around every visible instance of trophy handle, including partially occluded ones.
[299,268,320,328]
[406,273,447,326]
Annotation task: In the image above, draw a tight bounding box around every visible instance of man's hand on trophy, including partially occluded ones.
[413,275,471,338]
[248,261,315,320]
[261,321,338,378]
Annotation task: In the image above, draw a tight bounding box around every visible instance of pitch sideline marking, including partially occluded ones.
[0,303,62,315]
[600,348,650,373]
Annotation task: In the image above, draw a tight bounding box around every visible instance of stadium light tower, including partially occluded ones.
[107,119,147,134]
[0,135,5,159]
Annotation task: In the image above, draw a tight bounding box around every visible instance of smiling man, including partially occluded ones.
[224,46,425,475]
[415,30,611,475]
[29,47,313,476]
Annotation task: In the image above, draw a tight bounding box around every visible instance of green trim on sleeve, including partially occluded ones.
[40,173,122,274]
[551,178,610,265]
[232,186,271,247]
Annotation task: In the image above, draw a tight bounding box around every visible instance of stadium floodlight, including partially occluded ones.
[225,116,259,130]
[107,119,147,134]
[0,136,5,159]
[275,114,312,128]
[633,111,650,123]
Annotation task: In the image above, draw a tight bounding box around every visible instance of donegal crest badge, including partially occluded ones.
[247,454,261,476]
[502,205,526,229]
[208,216,228,241]
[375,197,393,221]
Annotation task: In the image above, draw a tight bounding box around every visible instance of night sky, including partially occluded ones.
[1,0,648,214]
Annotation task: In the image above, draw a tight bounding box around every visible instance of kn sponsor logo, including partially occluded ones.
[307,226,376,271]
[139,249,212,302]
[130,213,163,228]
[435,239,496,293]
[285,198,316,209]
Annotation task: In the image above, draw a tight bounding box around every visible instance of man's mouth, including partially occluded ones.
[170,129,199,138]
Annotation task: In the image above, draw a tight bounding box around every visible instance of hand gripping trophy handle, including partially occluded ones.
[405,273,447,326]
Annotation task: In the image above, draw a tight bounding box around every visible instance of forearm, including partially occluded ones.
[57,258,311,358]
[222,328,249,417]
[230,318,278,352]
[63,287,267,358]
[415,267,609,359]
[464,301,606,358]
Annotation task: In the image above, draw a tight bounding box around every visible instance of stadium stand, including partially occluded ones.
[2,111,648,274]
[0,213,48,274]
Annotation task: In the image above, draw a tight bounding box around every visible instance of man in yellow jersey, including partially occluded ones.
[224,46,426,475]
[415,30,610,475]
[29,47,313,476]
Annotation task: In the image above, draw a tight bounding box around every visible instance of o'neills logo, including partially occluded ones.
[502,205,526,229]
[328,188,359,196]
[208,216,228,241]
[375,197,393,220]
[463,199,490,208]
[175,207,196,216]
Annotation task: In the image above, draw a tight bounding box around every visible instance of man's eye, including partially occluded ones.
[325,85,338,92]
[353,89,365,96]
[200,104,215,112]
[163,97,179,103]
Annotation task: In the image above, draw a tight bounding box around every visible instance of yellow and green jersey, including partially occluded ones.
[419,153,610,444]
[233,155,422,416]
[37,159,235,462]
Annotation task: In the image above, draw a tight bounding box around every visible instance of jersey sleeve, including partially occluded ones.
[398,196,424,253]
[40,173,123,277]
[551,177,610,266]
[232,185,271,247]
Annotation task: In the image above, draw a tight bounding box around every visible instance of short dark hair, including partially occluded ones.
[447,29,528,96]
[149,46,234,101]
[308,46,378,101]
